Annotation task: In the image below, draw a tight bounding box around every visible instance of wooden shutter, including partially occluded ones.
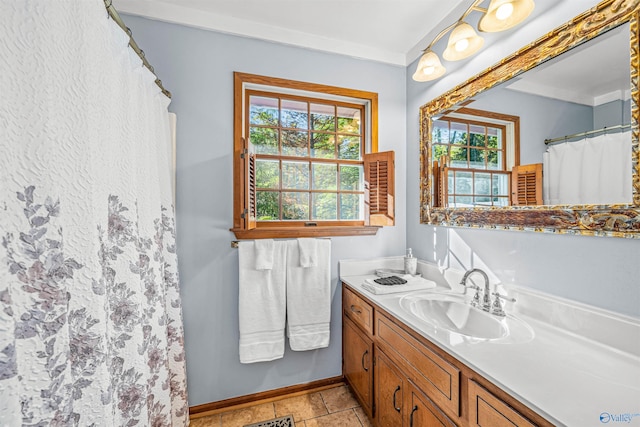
[511,163,543,206]
[244,146,257,230]
[364,151,395,226]
[432,157,449,208]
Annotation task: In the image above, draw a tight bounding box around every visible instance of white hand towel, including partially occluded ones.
[297,238,318,268]
[361,276,437,295]
[286,239,331,351]
[238,240,288,363]
[254,239,275,270]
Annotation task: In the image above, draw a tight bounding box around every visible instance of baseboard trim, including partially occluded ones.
[189,375,344,419]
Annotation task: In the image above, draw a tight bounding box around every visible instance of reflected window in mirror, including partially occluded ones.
[430,108,536,208]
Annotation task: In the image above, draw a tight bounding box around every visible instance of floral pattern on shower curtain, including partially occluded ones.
[0,1,188,426]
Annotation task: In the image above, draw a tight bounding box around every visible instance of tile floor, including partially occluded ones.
[189,384,373,427]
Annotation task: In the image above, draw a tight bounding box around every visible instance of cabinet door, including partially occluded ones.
[405,383,457,427]
[343,316,373,417]
[375,349,405,427]
[469,380,536,427]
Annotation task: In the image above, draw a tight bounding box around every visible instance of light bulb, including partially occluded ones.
[423,66,435,75]
[496,3,514,20]
[455,38,469,52]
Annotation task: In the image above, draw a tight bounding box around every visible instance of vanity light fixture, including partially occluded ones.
[412,0,535,82]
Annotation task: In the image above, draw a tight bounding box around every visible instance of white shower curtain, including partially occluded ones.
[0,1,188,426]
[543,130,632,205]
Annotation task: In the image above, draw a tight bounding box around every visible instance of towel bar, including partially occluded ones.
[231,238,330,248]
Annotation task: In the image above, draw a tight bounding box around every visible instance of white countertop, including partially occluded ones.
[340,258,640,427]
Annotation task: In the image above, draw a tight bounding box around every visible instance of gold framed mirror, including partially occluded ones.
[420,0,639,238]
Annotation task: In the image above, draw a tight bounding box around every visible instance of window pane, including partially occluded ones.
[469,125,486,147]
[432,144,449,163]
[311,133,336,158]
[256,191,279,220]
[492,197,509,207]
[487,127,501,149]
[250,96,278,126]
[312,163,337,190]
[338,135,361,160]
[474,196,492,206]
[432,120,449,144]
[447,170,454,193]
[469,148,485,169]
[282,192,309,220]
[282,161,309,190]
[453,196,473,207]
[450,122,467,145]
[487,149,501,170]
[492,173,509,196]
[449,146,467,167]
[475,173,491,195]
[337,107,361,134]
[311,103,335,131]
[250,127,278,155]
[340,194,363,220]
[281,99,308,129]
[454,171,472,194]
[340,165,363,191]
[255,159,279,189]
[282,130,308,157]
[312,193,337,220]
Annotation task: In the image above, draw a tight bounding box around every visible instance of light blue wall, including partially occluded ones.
[594,99,632,129]
[468,87,593,165]
[122,16,407,406]
[406,0,640,318]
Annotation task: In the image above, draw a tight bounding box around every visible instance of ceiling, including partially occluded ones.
[504,23,630,106]
[113,0,468,66]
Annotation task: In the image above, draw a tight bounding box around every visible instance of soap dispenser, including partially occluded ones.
[404,248,417,276]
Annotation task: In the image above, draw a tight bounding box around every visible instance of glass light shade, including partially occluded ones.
[479,0,535,32]
[443,22,484,61]
[412,51,446,82]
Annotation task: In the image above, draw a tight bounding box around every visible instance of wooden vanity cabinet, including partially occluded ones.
[342,283,553,427]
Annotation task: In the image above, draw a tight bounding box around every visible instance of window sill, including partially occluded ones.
[230,226,380,239]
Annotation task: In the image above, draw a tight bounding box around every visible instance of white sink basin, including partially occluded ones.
[399,293,533,341]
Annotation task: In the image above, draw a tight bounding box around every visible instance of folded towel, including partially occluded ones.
[362,275,437,295]
[286,239,331,351]
[254,239,275,270]
[238,240,288,363]
[297,238,318,268]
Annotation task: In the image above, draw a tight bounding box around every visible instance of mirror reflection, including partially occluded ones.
[431,23,632,208]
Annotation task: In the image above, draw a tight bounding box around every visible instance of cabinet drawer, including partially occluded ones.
[343,285,374,335]
[376,312,460,418]
[469,380,536,427]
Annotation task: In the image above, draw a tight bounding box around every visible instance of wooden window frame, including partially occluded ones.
[432,108,521,208]
[232,72,390,239]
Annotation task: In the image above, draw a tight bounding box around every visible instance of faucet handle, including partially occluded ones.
[467,284,482,308]
[491,292,516,317]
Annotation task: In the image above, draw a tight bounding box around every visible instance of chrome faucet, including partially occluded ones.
[460,268,491,312]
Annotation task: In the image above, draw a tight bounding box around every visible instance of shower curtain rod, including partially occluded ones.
[104,0,171,98]
[544,123,631,145]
